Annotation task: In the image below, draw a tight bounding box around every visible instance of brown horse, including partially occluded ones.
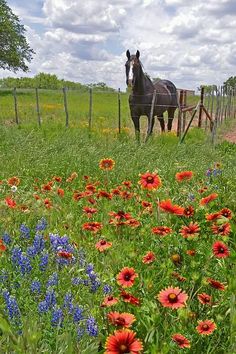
[125,50,178,141]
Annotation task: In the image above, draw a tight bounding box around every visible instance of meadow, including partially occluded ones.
[0,93,236,353]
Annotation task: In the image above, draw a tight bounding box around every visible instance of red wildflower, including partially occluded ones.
[33,194,40,200]
[207,278,225,291]
[0,240,7,253]
[101,295,119,307]
[142,251,155,264]
[120,290,140,306]
[125,218,140,228]
[73,191,90,201]
[172,272,186,282]
[82,221,102,233]
[44,198,52,209]
[117,268,138,288]
[196,320,216,335]
[186,249,196,256]
[159,199,184,215]
[7,176,20,186]
[83,206,98,217]
[53,176,62,182]
[99,158,115,170]
[183,206,194,217]
[122,180,132,188]
[180,222,200,239]
[120,191,134,200]
[97,190,112,199]
[141,200,152,209]
[197,293,212,305]
[85,184,97,193]
[107,312,136,328]
[139,171,162,191]
[219,208,232,219]
[5,197,16,208]
[212,241,230,258]
[157,286,188,309]
[200,193,218,205]
[109,210,132,226]
[104,329,143,354]
[152,226,172,236]
[66,172,78,182]
[175,171,193,182]
[95,239,112,252]
[206,212,221,221]
[42,183,52,191]
[57,250,73,259]
[172,333,191,349]
[211,223,231,236]
[57,188,64,197]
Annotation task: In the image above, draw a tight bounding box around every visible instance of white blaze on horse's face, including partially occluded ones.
[128,60,134,86]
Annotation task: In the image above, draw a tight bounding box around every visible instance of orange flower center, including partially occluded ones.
[119,344,128,352]
[172,254,181,262]
[147,176,154,183]
[202,324,209,330]
[168,293,178,302]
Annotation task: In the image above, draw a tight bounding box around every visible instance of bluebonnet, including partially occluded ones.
[31,280,41,295]
[38,301,49,313]
[188,193,195,201]
[90,279,101,293]
[11,246,22,265]
[78,248,86,267]
[20,224,30,239]
[27,246,37,258]
[73,306,83,323]
[33,233,45,253]
[39,253,49,271]
[86,316,98,337]
[103,284,112,295]
[45,289,57,308]
[2,290,22,326]
[71,277,83,286]
[63,292,74,314]
[77,325,85,341]
[0,269,8,285]
[2,232,11,245]
[51,307,63,327]
[18,254,32,275]
[35,217,47,232]
[47,272,58,287]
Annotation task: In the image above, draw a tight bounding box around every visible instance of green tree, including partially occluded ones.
[224,76,236,90]
[0,0,34,72]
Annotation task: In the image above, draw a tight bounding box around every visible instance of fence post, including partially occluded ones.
[182,90,187,132]
[118,88,121,133]
[35,88,41,126]
[63,87,69,127]
[13,87,19,125]
[88,88,93,131]
[198,86,204,127]
[177,89,183,137]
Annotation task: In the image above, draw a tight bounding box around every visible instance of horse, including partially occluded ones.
[125,50,178,141]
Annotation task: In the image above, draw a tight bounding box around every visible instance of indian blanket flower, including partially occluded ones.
[120,290,140,306]
[7,176,20,186]
[101,295,119,307]
[172,333,191,349]
[211,222,231,236]
[159,199,184,216]
[180,222,200,239]
[175,171,193,182]
[83,206,98,217]
[104,329,143,354]
[107,312,136,328]
[220,208,232,219]
[142,251,155,264]
[172,272,186,282]
[5,197,16,208]
[82,221,103,233]
[183,206,194,217]
[139,171,162,190]
[152,226,172,236]
[200,193,218,206]
[197,293,212,305]
[95,239,112,252]
[117,267,138,288]
[157,286,188,309]
[196,320,216,335]
[99,158,115,170]
[212,241,230,258]
[207,278,225,291]
[206,212,221,221]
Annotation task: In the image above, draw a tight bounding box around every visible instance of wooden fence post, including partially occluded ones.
[63,87,69,127]
[88,88,93,131]
[35,88,41,126]
[118,88,121,133]
[177,89,183,137]
[198,86,204,127]
[182,90,187,132]
[13,87,19,125]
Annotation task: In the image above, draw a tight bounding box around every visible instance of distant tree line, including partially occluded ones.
[199,77,236,95]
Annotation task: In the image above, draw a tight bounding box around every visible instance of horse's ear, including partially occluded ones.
[126,50,131,60]
[136,50,140,59]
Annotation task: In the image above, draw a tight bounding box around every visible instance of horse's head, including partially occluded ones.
[125,50,141,88]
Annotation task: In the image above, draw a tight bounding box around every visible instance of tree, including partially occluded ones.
[223,76,236,91]
[0,0,34,72]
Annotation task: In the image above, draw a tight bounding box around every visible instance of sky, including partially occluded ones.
[1,0,236,91]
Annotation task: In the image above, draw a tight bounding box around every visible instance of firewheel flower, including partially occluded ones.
[200,193,218,206]
[117,267,138,288]
[159,199,184,216]
[7,176,20,186]
[142,251,155,264]
[180,222,200,239]
[152,226,172,236]
[172,333,191,348]
[196,320,216,335]
[95,239,112,252]
[139,171,162,190]
[212,241,230,258]
[99,158,115,170]
[104,329,143,354]
[175,171,193,182]
[207,278,225,291]
[211,223,231,236]
[157,286,188,309]
[107,312,136,328]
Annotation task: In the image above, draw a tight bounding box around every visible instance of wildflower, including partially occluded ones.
[66,172,78,182]
[101,295,119,307]
[152,226,172,236]
[139,171,162,190]
[0,241,7,253]
[51,307,63,327]
[219,208,232,219]
[171,272,186,282]
[180,222,200,239]
[44,198,52,208]
[105,329,143,354]
[47,272,59,287]
[5,197,16,208]
[20,224,30,239]
[171,254,182,265]
[196,320,216,335]
[82,221,103,233]
[31,280,41,295]
[57,188,64,197]
[183,205,194,217]
[107,312,136,328]
[7,176,20,186]
[157,286,188,309]
[206,212,221,221]
[172,333,191,348]
[212,241,230,258]
[175,171,193,182]
[95,239,112,252]
[159,199,184,215]
[53,176,62,182]
[120,290,140,306]
[142,251,155,264]
[207,278,225,291]
[39,253,49,271]
[99,158,115,170]
[2,232,11,245]
[197,293,212,305]
[186,249,196,256]
[83,206,98,217]
[86,316,98,337]
[103,284,113,295]
[117,267,138,288]
[57,250,73,259]
[73,306,84,323]
[2,291,22,327]
[211,223,231,236]
[200,193,218,206]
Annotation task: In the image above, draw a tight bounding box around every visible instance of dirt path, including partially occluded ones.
[222,129,236,143]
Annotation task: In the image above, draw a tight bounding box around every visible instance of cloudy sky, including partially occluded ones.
[2,0,236,91]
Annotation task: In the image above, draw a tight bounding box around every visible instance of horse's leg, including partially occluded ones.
[158,116,165,132]
[167,108,176,131]
[131,115,140,142]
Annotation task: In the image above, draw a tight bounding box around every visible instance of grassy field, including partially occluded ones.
[0,97,235,353]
